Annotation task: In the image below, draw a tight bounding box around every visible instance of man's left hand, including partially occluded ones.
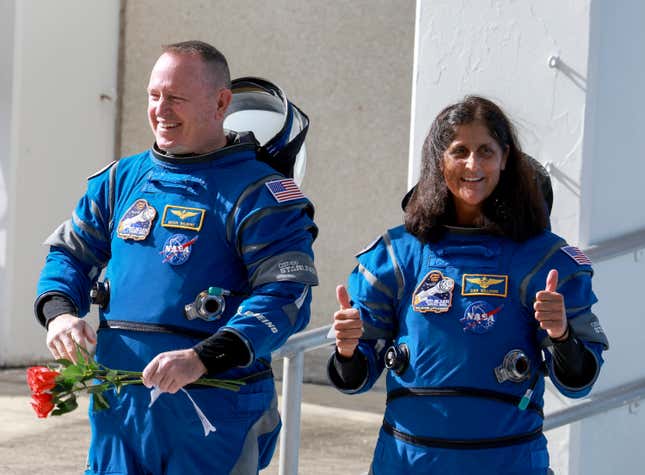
[142,349,207,393]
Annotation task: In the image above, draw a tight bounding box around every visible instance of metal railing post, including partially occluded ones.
[278,351,305,475]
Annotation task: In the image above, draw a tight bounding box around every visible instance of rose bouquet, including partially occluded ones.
[27,346,245,419]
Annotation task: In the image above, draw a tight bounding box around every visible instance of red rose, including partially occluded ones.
[30,392,55,418]
[26,366,60,393]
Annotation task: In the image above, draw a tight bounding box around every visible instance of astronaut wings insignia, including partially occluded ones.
[170,209,200,220]
[161,205,206,232]
[462,274,508,297]
[466,276,504,289]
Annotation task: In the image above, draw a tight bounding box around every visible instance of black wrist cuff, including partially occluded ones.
[551,326,571,344]
[328,349,367,390]
[193,331,251,375]
[39,294,78,329]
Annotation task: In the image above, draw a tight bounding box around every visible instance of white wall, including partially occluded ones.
[0,0,120,365]
[0,0,15,365]
[411,1,645,474]
[568,251,645,474]
[580,1,645,245]
[410,0,591,243]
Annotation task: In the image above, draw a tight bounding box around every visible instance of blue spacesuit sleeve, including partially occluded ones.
[524,243,608,398]
[336,236,399,394]
[223,178,318,361]
[35,165,114,322]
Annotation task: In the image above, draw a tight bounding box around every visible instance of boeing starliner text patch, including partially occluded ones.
[460,301,504,334]
[117,199,157,241]
[462,274,508,297]
[560,246,592,266]
[161,205,206,231]
[161,234,198,265]
[412,270,455,313]
[265,179,304,203]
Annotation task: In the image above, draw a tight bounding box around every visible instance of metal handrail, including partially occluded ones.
[543,377,645,431]
[273,235,645,475]
[584,227,645,263]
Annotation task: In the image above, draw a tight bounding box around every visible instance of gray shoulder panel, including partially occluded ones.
[539,311,609,351]
[107,159,119,233]
[229,393,280,475]
[569,312,609,349]
[382,231,405,301]
[357,264,395,300]
[249,251,318,288]
[44,219,106,268]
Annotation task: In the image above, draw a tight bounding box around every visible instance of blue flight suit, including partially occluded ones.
[36,133,318,474]
[333,225,607,475]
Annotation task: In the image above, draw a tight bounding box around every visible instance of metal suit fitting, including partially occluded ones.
[184,287,230,322]
[384,343,410,375]
[494,349,531,383]
[90,280,110,309]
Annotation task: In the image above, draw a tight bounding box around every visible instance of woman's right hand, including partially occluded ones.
[333,285,363,358]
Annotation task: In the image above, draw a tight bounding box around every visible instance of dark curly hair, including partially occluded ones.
[404,96,548,242]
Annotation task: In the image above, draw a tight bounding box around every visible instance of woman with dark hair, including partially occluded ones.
[328,96,608,474]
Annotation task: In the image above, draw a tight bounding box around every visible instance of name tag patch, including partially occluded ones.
[161,205,206,232]
[462,274,508,297]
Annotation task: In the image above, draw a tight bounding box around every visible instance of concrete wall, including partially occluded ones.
[0,0,120,365]
[119,0,416,376]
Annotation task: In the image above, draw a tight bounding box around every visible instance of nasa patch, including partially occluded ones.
[412,270,455,313]
[460,301,504,334]
[160,233,198,265]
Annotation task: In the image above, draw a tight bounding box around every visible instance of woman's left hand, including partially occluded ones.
[534,269,569,340]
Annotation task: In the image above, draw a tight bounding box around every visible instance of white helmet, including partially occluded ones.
[223,77,309,186]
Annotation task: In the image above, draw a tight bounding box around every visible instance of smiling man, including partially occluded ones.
[147,46,231,155]
[35,40,318,475]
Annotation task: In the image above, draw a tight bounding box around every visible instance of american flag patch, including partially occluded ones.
[560,246,592,265]
[265,179,305,203]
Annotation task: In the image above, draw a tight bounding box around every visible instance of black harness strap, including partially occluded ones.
[98,320,274,385]
[382,419,543,450]
[387,386,544,418]
[185,368,274,388]
[99,319,213,340]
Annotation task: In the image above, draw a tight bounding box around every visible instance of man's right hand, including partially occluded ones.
[46,314,97,363]
[333,285,362,358]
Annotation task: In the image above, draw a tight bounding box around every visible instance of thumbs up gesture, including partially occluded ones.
[534,269,569,341]
[333,285,363,358]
